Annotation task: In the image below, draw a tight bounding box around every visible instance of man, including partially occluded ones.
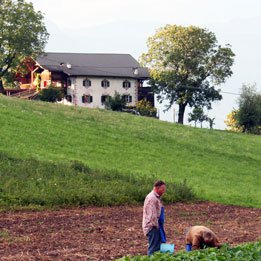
[185,225,221,251]
[142,180,166,256]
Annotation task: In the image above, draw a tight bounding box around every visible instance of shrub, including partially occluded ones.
[37,86,64,102]
[70,160,91,174]
[136,99,157,117]
[0,153,196,209]
[105,92,126,111]
[164,179,195,202]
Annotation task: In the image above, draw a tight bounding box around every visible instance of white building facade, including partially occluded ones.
[67,77,138,108]
[34,52,149,108]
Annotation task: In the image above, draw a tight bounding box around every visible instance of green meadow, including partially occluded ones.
[0,95,260,208]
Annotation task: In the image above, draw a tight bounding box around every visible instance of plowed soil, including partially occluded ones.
[0,202,260,260]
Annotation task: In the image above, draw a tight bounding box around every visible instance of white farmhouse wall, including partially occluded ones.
[67,77,137,108]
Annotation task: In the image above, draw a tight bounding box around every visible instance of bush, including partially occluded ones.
[105,92,126,111]
[164,179,195,202]
[136,99,157,117]
[37,86,64,102]
[0,153,196,209]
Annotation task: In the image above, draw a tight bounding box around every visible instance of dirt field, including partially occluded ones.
[0,202,260,260]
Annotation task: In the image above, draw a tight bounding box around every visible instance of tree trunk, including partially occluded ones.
[178,103,187,124]
[0,79,5,94]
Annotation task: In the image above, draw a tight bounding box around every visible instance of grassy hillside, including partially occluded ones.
[0,95,260,207]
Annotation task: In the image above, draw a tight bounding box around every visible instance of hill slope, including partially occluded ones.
[0,95,260,207]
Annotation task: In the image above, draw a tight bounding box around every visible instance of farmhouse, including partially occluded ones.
[15,52,151,108]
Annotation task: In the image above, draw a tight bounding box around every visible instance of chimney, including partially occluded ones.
[133,67,139,75]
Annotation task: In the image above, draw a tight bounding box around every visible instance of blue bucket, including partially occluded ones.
[160,243,175,254]
[186,244,192,252]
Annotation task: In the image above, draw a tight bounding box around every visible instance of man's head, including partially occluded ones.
[203,231,213,244]
[153,180,166,197]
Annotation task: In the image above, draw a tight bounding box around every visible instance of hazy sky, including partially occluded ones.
[28,0,261,129]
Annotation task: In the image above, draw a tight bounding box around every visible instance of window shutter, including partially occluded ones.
[102,79,109,88]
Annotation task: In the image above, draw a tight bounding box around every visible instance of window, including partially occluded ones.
[101,95,110,104]
[66,95,72,102]
[123,80,131,89]
[82,95,93,103]
[101,79,110,88]
[67,79,72,86]
[123,95,132,103]
[83,78,91,87]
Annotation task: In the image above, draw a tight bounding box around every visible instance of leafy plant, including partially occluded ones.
[117,242,261,260]
[105,91,126,111]
[0,153,196,209]
[224,110,243,132]
[37,86,64,102]
[188,107,208,128]
[136,99,157,117]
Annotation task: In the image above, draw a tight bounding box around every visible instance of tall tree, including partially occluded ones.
[235,83,261,134]
[0,0,49,93]
[140,25,235,124]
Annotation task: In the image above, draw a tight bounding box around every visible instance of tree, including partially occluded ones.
[140,25,235,124]
[188,107,208,128]
[207,117,215,129]
[235,83,261,134]
[0,0,49,93]
[224,110,242,132]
